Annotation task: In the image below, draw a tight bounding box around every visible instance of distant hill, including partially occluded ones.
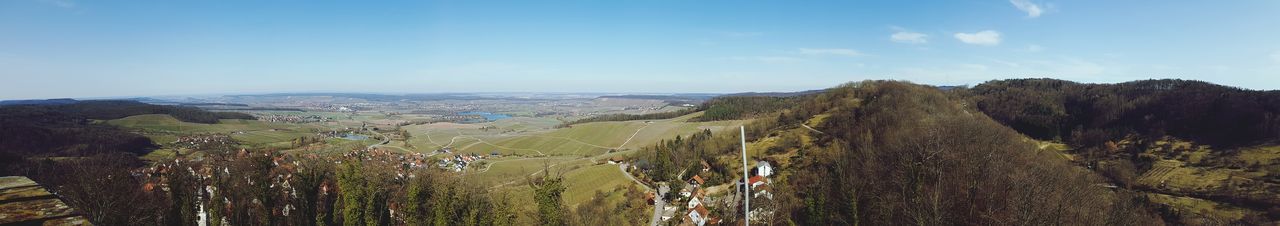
[0,98,80,106]
[227,93,507,102]
[719,89,826,97]
[966,78,1280,148]
[596,94,720,106]
[0,100,255,159]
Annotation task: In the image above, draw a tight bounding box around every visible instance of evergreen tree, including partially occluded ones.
[527,166,566,226]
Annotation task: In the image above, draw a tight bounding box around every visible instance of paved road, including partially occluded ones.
[650,182,670,226]
[366,130,390,150]
[618,163,653,191]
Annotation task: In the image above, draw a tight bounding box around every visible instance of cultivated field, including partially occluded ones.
[108,114,337,147]
[406,112,750,157]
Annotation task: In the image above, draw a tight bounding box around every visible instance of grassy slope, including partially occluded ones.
[468,157,582,185]
[418,112,750,156]
[108,114,333,147]
[399,112,749,216]
[560,163,634,206]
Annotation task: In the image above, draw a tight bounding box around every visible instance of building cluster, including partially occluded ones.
[666,160,774,226]
[436,152,498,172]
[169,134,235,150]
[739,161,775,223]
[433,114,487,123]
[256,114,331,123]
[340,148,432,179]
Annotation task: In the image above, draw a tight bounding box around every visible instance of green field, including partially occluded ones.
[560,163,635,205]
[488,162,638,215]
[405,111,746,208]
[468,157,584,186]
[118,111,732,210]
[406,112,750,157]
[108,114,336,147]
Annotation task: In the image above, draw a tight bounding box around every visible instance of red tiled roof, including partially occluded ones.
[748,175,764,185]
[692,204,709,216]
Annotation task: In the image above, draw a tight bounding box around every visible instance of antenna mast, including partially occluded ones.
[740,126,749,226]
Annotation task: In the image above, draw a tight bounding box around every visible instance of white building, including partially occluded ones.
[756,160,773,177]
[686,204,709,226]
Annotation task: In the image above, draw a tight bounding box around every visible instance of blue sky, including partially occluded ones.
[2,0,1278,99]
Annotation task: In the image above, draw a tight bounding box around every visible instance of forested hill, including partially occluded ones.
[963,79,1280,223]
[0,100,255,160]
[6,100,255,123]
[966,78,1280,148]
[635,81,1165,225]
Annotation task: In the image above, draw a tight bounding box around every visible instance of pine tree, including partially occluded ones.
[528,165,566,226]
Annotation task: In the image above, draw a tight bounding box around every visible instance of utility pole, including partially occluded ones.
[740,126,749,226]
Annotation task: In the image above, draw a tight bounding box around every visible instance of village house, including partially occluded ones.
[684,204,710,226]
[608,156,625,164]
[687,188,706,209]
[748,175,766,189]
[688,175,705,188]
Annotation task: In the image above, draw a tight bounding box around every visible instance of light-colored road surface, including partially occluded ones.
[650,183,669,226]
[366,130,390,150]
[800,124,825,134]
[618,163,653,191]
[617,122,652,149]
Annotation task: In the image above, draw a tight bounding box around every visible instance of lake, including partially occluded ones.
[340,133,368,140]
[457,111,512,122]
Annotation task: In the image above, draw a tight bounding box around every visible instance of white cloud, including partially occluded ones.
[954,30,1002,46]
[1009,0,1044,18]
[797,48,863,57]
[1271,51,1280,64]
[891,32,928,44]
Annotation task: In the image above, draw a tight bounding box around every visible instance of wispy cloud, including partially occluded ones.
[797,48,863,57]
[891,33,927,44]
[1009,0,1044,18]
[889,26,927,44]
[39,0,76,8]
[1271,51,1280,64]
[954,30,1002,46]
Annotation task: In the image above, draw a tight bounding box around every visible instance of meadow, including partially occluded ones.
[108,114,337,148]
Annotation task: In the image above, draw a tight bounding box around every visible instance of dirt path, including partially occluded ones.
[484,158,580,190]
[801,124,825,134]
[617,123,652,149]
[422,129,445,147]
[469,156,571,174]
